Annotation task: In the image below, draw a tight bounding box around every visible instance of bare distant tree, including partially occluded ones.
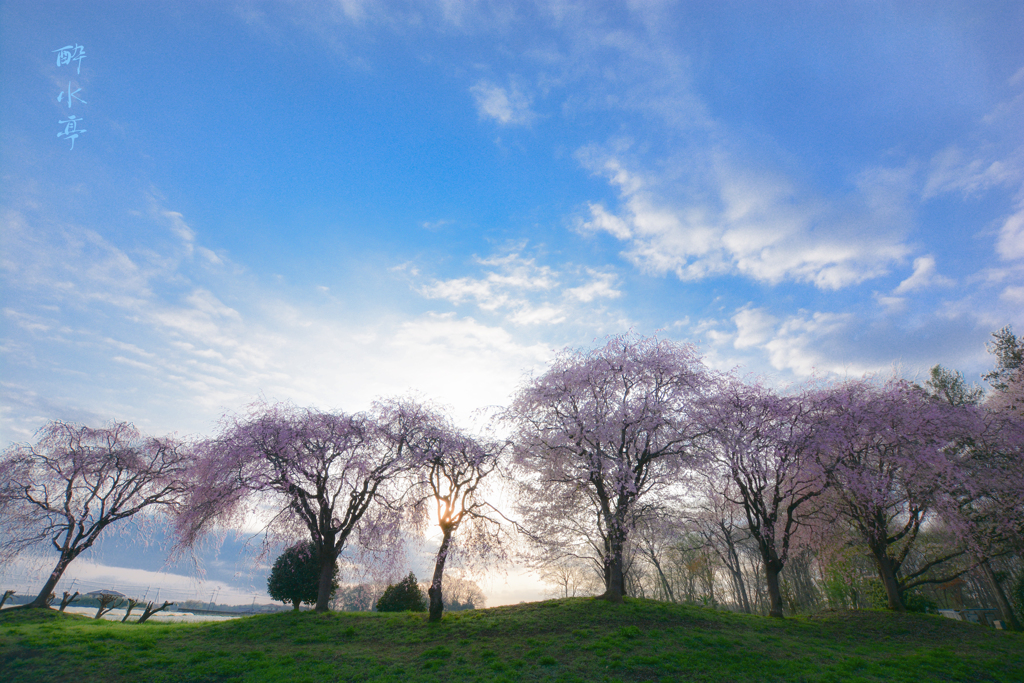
[539,558,599,598]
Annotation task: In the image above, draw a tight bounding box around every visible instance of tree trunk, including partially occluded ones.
[292,598,301,611]
[730,565,752,614]
[58,591,79,612]
[314,550,335,612]
[723,533,752,614]
[428,529,453,623]
[868,542,904,612]
[601,549,626,603]
[137,601,173,624]
[29,553,75,608]
[979,558,1021,631]
[765,560,785,618]
[648,552,675,603]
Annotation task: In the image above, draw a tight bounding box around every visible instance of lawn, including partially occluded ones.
[1,598,1021,682]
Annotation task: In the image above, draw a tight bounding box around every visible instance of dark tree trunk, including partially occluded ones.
[292,598,301,611]
[314,530,339,613]
[651,554,675,603]
[979,558,1021,631]
[601,548,626,603]
[121,598,141,622]
[29,553,77,608]
[868,542,904,612]
[314,552,335,613]
[428,529,453,623]
[765,560,785,618]
[58,591,78,613]
[137,601,174,624]
[94,594,121,619]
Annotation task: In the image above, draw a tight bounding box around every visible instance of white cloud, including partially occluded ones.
[337,0,371,22]
[1,203,570,440]
[893,255,955,294]
[509,304,566,326]
[417,250,623,328]
[581,203,632,240]
[198,247,223,265]
[565,269,621,302]
[577,150,914,290]
[1001,285,1024,305]
[420,219,453,230]
[874,293,907,311]
[997,204,1024,261]
[162,210,195,248]
[470,80,535,125]
[922,146,1020,200]
[762,312,874,377]
[732,307,777,350]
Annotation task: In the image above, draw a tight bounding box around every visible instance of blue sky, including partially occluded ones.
[2,1,1023,602]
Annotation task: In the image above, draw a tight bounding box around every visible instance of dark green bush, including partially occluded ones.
[903,590,937,613]
[376,572,427,612]
[267,540,339,610]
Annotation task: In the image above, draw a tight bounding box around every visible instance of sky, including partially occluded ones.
[2,0,1023,606]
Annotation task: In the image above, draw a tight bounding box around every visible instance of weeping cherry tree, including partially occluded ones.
[174,400,422,612]
[0,421,191,608]
[507,335,713,603]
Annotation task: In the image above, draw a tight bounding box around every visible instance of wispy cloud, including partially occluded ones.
[997,199,1024,261]
[576,148,915,290]
[922,145,1020,200]
[417,249,622,327]
[1,199,563,440]
[893,255,955,294]
[470,80,535,125]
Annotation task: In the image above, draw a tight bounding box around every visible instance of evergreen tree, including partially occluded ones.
[375,572,427,612]
[983,326,1023,391]
[925,365,984,406]
[267,541,339,610]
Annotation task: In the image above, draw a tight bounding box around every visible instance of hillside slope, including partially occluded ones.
[2,598,1022,682]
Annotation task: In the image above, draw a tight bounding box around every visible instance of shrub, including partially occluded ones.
[903,590,937,613]
[267,541,339,610]
[376,572,427,612]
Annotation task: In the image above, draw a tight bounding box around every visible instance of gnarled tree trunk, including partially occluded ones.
[868,542,905,612]
[29,552,79,608]
[765,559,785,618]
[428,529,454,622]
[315,547,336,613]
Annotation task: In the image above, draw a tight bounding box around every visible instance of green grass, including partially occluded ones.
[2,598,1022,682]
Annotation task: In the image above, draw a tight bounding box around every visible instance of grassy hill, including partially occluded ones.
[2,598,1022,682]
